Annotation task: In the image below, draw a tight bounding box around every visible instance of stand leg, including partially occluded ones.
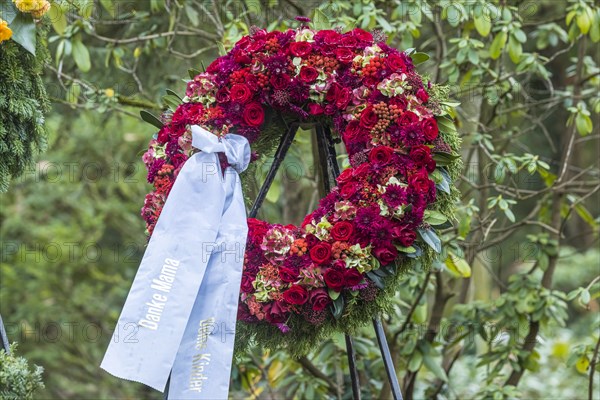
[373,319,403,400]
[345,334,362,400]
[0,314,10,354]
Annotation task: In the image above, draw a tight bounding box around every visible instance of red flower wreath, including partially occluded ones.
[141,25,460,339]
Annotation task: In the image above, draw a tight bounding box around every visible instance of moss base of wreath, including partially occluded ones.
[234,104,462,357]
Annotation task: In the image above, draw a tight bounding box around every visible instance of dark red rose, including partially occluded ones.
[331,221,354,241]
[316,30,341,45]
[336,168,354,185]
[335,48,354,63]
[299,66,319,83]
[171,153,187,169]
[416,88,429,103]
[247,39,266,53]
[340,181,360,199]
[352,28,373,43]
[233,52,252,64]
[308,103,324,115]
[373,243,398,266]
[279,266,299,283]
[344,268,363,287]
[398,111,419,126]
[310,242,332,265]
[230,83,252,103]
[305,233,319,247]
[216,87,230,103]
[343,120,363,143]
[309,288,331,311]
[243,102,265,127]
[157,127,169,143]
[360,106,378,129]
[264,301,289,324]
[369,146,395,166]
[340,35,358,48]
[410,145,432,166]
[353,163,370,177]
[302,213,314,228]
[409,169,431,193]
[323,268,345,291]
[248,218,269,243]
[386,54,406,72]
[422,118,439,141]
[335,87,352,109]
[391,225,417,247]
[283,285,309,305]
[270,74,291,90]
[289,41,313,57]
[240,275,254,293]
[324,104,336,115]
[326,83,341,103]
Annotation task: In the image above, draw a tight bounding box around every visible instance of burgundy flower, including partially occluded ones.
[323,268,345,291]
[331,221,354,241]
[264,301,289,324]
[340,181,361,199]
[283,285,309,305]
[243,102,265,127]
[386,54,406,72]
[308,103,324,115]
[391,225,417,247]
[310,242,332,264]
[336,168,355,185]
[216,87,230,103]
[335,87,352,109]
[279,266,300,283]
[369,146,394,167]
[299,66,319,83]
[230,83,252,103]
[240,275,255,293]
[422,118,439,142]
[398,111,419,126]
[410,145,434,171]
[289,41,313,57]
[416,87,429,103]
[360,106,378,129]
[383,184,407,208]
[352,28,373,44]
[373,243,398,266]
[344,268,363,287]
[309,288,331,311]
[409,169,431,194]
[270,74,291,90]
[335,48,354,63]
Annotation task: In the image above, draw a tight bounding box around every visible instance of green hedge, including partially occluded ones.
[0,344,44,400]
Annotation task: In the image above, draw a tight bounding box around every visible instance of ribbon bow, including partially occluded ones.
[101,126,250,399]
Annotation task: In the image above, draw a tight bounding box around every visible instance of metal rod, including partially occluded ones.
[373,318,403,400]
[249,124,299,218]
[345,334,362,400]
[0,314,10,354]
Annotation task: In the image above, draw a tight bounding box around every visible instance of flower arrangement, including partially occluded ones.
[141,22,461,352]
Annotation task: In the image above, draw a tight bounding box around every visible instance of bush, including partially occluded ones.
[0,344,44,400]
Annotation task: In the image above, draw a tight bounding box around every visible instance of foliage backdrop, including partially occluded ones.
[1,0,599,399]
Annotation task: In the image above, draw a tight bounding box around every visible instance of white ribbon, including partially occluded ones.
[101,126,250,399]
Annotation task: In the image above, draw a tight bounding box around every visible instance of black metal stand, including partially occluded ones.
[0,313,10,354]
[250,124,403,400]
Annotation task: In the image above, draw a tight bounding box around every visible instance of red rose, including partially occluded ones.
[391,226,417,247]
[369,146,395,166]
[336,168,354,185]
[409,169,431,193]
[316,30,341,45]
[340,181,360,199]
[324,104,336,115]
[240,275,254,293]
[323,268,345,291]
[398,111,419,126]
[310,242,332,265]
[352,163,370,177]
[283,285,309,305]
[248,218,269,243]
[422,118,439,141]
[233,52,251,64]
[299,66,319,83]
[308,103,324,115]
[386,54,406,72]
[305,233,319,247]
[264,301,289,324]
[340,35,358,48]
[289,41,312,57]
[171,153,187,169]
[326,83,340,103]
[343,268,363,287]
[360,106,379,129]
[410,145,432,166]
[279,266,299,283]
[309,288,331,311]
[416,87,429,103]
[373,243,398,266]
[270,74,291,90]
[352,28,373,43]
[157,127,169,143]
[230,83,253,103]
[216,87,230,103]
[331,221,354,241]
[335,48,354,63]
[243,102,265,127]
[335,87,352,109]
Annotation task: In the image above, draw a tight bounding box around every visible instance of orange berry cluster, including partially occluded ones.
[290,238,308,256]
[265,37,281,53]
[359,56,384,78]
[371,101,396,136]
[332,241,349,259]
[157,164,174,176]
[307,54,339,74]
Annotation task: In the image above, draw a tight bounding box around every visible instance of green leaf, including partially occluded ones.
[331,295,344,319]
[408,350,423,372]
[1,0,18,24]
[410,52,430,65]
[188,68,202,79]
[99,0,116,17]
[312,8,331,31]
[72,37,91,72]
[474,15,491,37]
[418,228,441,253]
[433,151,461,166]
[489,31,507,59]
[575,113,593,136]
[48,3,67,35]
[328,288,340,300]
[508,35,522,63]
[422,353,448,382]
[9,12,36,55]
[436,116,458,135]
[162,94,181,111]
[424,210,448,226]
[140,110,164,129]
[445,252,471,277]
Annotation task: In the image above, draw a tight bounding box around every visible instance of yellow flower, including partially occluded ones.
[13,0,50,17]
[104,88,115,98]
[0,19,12,43]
